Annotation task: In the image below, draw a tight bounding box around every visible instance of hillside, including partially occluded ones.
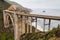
[0,0,10,12]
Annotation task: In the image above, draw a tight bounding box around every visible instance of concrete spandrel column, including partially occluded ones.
[13,12,20,40]
[21,16,25,34]
[18,16,22,39]
[30,17,32,33]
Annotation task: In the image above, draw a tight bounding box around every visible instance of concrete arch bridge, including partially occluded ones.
[3,10,60,40]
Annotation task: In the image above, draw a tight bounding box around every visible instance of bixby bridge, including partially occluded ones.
[3,10,60,40]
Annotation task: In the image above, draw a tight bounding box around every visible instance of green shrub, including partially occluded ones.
[20,26,60,40]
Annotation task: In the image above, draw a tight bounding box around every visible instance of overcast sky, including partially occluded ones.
[10,0,60,9]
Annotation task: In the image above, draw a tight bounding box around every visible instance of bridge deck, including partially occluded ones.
[4,10,60,20]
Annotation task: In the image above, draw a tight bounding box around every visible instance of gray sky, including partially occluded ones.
[10,0,60,9]
[9,0,60,16]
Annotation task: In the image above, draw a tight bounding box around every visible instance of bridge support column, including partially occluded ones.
[48,19,51,31]
[43,19,51,32]
[21,16,25,34]
[43,19,45,32]
[13,12,20,40]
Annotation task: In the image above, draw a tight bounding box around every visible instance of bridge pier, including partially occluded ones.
[13,12,20,40]
[43,19,51,32]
